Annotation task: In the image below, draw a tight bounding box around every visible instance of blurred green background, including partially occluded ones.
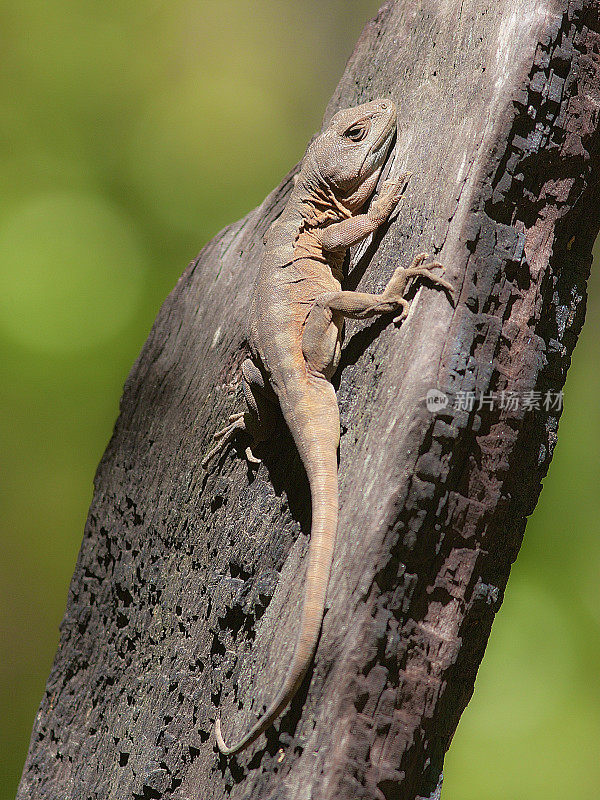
[1,2,598,798]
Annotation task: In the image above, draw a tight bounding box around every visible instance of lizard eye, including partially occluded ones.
[344,123,368,142]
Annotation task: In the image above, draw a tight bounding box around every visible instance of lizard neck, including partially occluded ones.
[278,176,353,272]
[293,174,353,228]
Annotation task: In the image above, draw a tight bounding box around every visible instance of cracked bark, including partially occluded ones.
[17,1,600,799]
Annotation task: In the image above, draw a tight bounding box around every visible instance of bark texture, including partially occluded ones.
[18,1,600,798]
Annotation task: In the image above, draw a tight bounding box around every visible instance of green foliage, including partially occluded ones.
[1,2,598,797]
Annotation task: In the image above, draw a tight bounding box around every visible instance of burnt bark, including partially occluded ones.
[17,1,600,799]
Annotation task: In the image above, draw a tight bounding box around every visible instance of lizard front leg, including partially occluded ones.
[302,253,453,367]
[316,176,410,252]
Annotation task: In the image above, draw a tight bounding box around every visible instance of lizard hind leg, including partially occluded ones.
[201,358,275,468]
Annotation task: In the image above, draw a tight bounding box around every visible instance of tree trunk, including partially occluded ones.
[17,1,600,798]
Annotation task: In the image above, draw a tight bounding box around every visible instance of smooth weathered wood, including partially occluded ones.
[18,1,600,798]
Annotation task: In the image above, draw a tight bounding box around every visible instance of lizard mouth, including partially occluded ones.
[374,108,397,156]
[372,116,396,152]
[357,115,396,182]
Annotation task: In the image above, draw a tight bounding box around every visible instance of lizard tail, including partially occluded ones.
[215,415,339,755]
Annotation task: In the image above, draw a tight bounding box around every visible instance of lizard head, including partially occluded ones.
[302,98,397,211]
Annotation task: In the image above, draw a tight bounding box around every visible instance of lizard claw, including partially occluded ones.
[409,252,430,269]
[245,446,261,466]
[393,299,410,325]
[380,172,412,196]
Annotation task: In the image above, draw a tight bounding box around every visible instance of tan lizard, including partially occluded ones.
[203,98,453,755]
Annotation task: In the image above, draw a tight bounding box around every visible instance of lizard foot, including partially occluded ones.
[202,413,247,468]
[369,174,412,223]
[403,256,454,294]
[202,413,263,469]
[384,253,454,306]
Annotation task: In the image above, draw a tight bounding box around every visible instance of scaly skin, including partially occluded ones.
[203,99,453,755]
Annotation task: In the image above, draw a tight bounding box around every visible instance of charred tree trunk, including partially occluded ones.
[17,1,600,798]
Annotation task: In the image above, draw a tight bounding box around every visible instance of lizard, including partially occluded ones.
[203,98,453,755]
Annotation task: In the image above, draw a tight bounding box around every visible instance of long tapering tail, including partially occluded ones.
[215,419,339,755]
